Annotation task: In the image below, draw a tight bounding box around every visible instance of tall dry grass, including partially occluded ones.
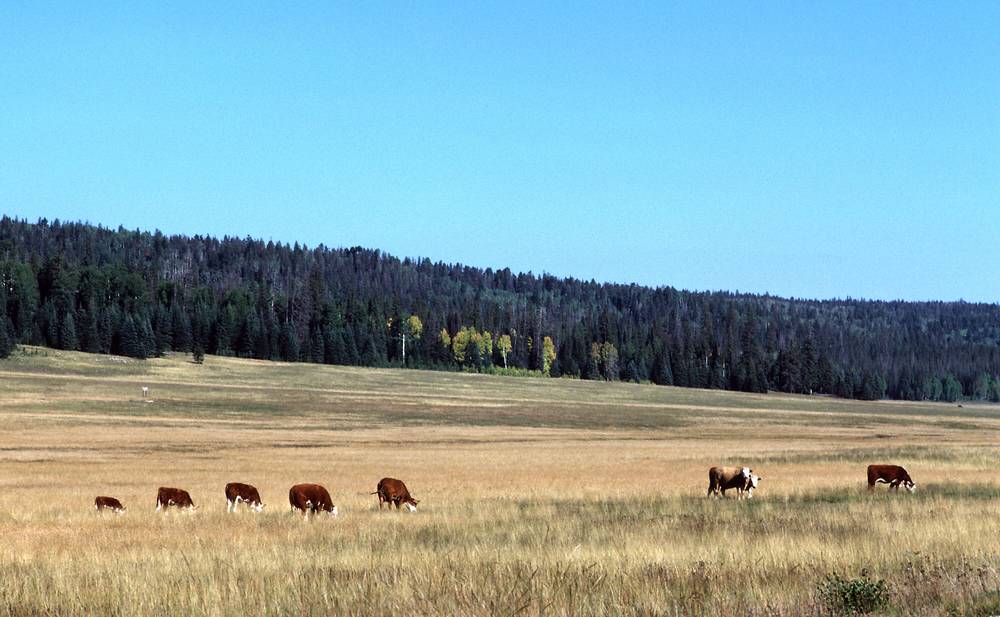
[0,348,998,616]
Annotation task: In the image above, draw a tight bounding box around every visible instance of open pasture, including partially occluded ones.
[0,347,999,616]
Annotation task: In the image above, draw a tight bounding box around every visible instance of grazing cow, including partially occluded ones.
[225,482,264,513]
[156,487,196,511]
[94,496,125,514]
[372,477,419,512]
[707,466,759,499]
[867,464,916,492]
[288,483,338,518]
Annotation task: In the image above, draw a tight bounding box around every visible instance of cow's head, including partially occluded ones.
[327,505,339,517]
[748,473,761,490]
[904,480,916,493]
[253,502,265,513]
[403,498,419,512]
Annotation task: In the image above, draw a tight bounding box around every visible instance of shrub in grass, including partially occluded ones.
[817,572,890,615]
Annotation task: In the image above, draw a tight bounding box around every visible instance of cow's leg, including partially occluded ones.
[226,499,233,513]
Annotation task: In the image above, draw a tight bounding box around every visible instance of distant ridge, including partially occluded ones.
[0,216,997,402]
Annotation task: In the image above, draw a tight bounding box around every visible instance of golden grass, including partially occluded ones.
[0,346,998,616]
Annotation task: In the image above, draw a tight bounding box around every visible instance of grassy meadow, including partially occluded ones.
[1,346,999,616]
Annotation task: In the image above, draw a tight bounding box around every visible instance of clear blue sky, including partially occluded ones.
[2,3,998,301]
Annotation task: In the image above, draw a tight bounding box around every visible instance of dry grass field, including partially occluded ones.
[1,346,999,616]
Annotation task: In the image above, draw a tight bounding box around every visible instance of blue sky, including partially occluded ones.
[2,3,998,301]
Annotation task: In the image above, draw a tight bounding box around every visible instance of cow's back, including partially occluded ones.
[227,482,261,503]
[289,483,331,511]
[95,496,124,511]
[157,487,193,507]
[714,467,745,487]
[378,477,408,500]
[868,464,909,483]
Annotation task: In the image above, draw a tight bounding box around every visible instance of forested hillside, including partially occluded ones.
[0,216,998,402]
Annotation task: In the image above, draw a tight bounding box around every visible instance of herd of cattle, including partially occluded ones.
[94,477,418,515]
[92,465,916,515]
[704,463,915,500]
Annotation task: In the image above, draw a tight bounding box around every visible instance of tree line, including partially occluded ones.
[0,216,998,402]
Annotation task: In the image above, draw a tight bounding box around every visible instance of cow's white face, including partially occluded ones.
[905,481,916,493]
[404,502,417,513]
[254,503,265,513]
[328,505,339,517]
[748,474,760,489]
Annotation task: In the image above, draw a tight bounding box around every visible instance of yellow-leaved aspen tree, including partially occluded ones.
[482,331,493,366]
[542,336,556,376]
[452,327,469,365]
[439,329,451,361]
[497,334,512,369]
[399,315,423,364]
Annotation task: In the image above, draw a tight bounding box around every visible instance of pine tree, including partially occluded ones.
[171,303,192,352]
[279,321,300,361]
[650,348,673,386]
[120,316,145,359]
[140,316,157,357]
[0,315,12,358]
[79,309,100,353]
[58,311,78,350]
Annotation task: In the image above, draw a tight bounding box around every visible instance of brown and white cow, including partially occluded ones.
[94,496,125,514]
[372,477,419,512]
[288,483,338,518]
[156,487,196,511]
[707,466,760,499]
[225,482,264,513]
[867,464,915,492]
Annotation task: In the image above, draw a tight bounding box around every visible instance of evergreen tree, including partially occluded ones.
[650,348,673,386]
[58,311,78,350]
[171,303,193,352]
[79,309,100,353]
[0,314,12,358]
[120,315,145,359]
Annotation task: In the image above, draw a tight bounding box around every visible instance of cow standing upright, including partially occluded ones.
[225,482,264,512]
[288,483,338,518]
[156,487,196,512]
[95,496,126,514]
[373,477,419,512]
[707,466,760,499]
[867,465,916,492]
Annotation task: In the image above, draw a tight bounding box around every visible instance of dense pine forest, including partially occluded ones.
[0,216,998,402]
